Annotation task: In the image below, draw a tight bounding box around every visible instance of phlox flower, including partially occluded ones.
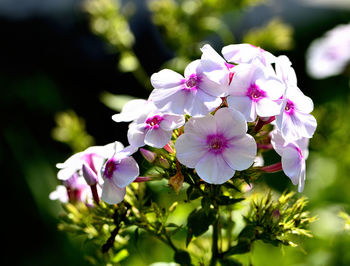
[149,44,232,117]
[128,110,185,148]
[227,59,285,122]
[275,56,317,141]
[175,108,257,184]
[306,23,350,79]
[49,173,96,204]
[56,142,120,182]
[101,145,139,204]
[271,129,309,192]
[222,43,276,66]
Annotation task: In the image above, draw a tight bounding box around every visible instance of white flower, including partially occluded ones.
[227,59,285,122]
[306,23,350,79]
[128,111,185,148]
[271,129,309,192]
[149,44,231,117]
[275,55,317,141]
[101,145,139,204]
[175,108,257,184]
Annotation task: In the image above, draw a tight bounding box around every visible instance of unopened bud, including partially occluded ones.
[82,163,98,186]
[140,148,157,163]
[164,142,175,154]
[158,157,170,168]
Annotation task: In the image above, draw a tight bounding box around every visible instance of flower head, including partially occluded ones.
[271,129,309,192]
[306,23,350,79]
[149,44,231,117]
[128,110,185,148]
[175,108,257,184]
[227,59,285,122]
[275,56,317,141]
[101,145,139,204]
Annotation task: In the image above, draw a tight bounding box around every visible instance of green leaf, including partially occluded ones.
[219,257,243,266]
[217,196,245,206]
[111,249,129,263]
[225,239,251,256]
[186,207,216,246]
[201,197,211,215]
[186,185,202,201]
[174,250,192,266]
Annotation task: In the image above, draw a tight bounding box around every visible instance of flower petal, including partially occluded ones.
[175,133,208,168]
[195,153,235,184]
[215,108,247,138]
[127,122,146,147]
[112,156,139,188]
[184,89,221,117]
[150,87,187,115]
[282,145,303,185]
[101,179,126,204]
[160,114,185,131]
[151,69,184,89]
[222,135,257,171]
[184,114,217,136]
[227,95,256,122]
[255,97,283,118]
[145,128,173,148]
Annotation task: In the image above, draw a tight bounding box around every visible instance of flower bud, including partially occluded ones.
[140,148,157,163]
[158,157,170,169]
[82,163,98,186]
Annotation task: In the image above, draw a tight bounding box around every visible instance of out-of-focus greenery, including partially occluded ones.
[52,110,95,152]
[242,18,294,52]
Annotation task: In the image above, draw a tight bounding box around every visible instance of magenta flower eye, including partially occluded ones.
[104,159,117,179]
[247,83,266,101]
[207,134,227,153]
[146,115,163,129]
[185,75,198,88]
[284,100,294,113]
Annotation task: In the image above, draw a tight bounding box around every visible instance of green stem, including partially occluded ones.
[210,216,219,266]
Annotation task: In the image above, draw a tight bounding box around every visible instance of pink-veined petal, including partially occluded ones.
[195,153,235,184]
[222,135,257,171]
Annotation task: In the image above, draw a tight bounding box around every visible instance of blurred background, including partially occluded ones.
[1,0,350,265]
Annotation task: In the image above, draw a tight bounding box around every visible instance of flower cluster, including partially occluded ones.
[306,23,350,79]
[51,43,317,205]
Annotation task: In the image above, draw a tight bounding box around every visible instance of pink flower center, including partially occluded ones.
[284,99,295,115]
[184,74,200,90]
[207,134,227,154]
[146,115,163,129]
[104,159,117,179]
[247,83,266,101]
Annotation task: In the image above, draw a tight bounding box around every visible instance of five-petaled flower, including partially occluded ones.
[175,108,257,184]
